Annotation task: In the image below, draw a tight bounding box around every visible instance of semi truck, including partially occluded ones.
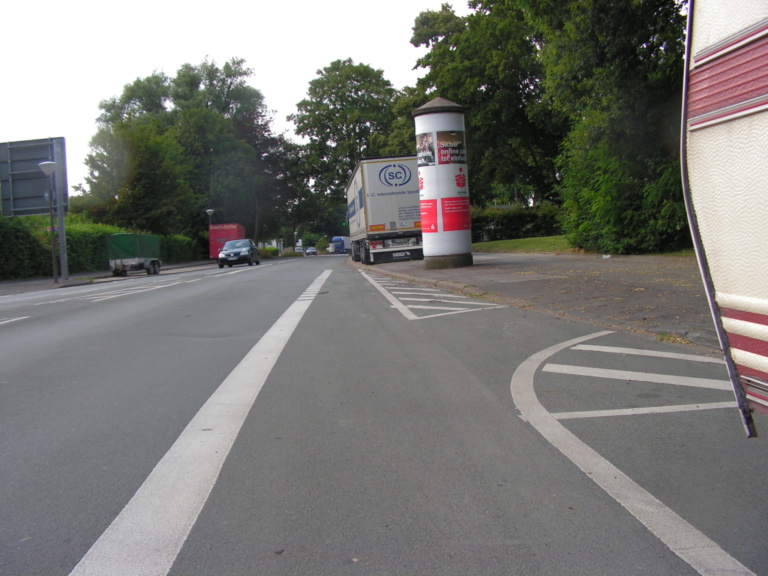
[346,156,423,265]
[329,236,351,254]
[107,233,161,276]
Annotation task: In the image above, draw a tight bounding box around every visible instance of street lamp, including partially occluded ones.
[205,209,214,227]
[38,161,58,284]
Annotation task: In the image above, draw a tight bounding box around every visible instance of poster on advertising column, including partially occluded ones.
[417,133,436,167]
[437,131,466,165]
[441,197,471,232]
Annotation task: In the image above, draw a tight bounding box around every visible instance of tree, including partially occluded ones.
[77,57,287,241]
[524,0,689,253]
[411,1,567,206]
[289,59,397,203]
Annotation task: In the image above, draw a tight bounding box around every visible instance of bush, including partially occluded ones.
[160,234,202,263]
[65,221,124,273]
[0,218,50,280]
[260,247,279,259]
[471,204,563,243]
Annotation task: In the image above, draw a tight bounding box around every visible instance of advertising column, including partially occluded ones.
[412,97,473,269]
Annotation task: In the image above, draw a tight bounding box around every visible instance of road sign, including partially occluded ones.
[0,137,68,217]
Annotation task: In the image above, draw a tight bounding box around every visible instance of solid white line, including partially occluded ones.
[511,331,755,576]
[553,401,737,420]
[360,271,418,320]
[400,298,494,306]
[0,316,29,326]
[392,290,456,296]
[572,344,725,364]
[69,270,333,576]
[90,282,182,302]
[543,364,731,391]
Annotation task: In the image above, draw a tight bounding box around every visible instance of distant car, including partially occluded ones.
[217,239,260,268]
[305,247,318,256]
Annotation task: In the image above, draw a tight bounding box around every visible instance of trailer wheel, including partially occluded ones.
[152,261,160,275]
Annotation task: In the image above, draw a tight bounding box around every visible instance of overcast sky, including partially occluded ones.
[3,0,470,193]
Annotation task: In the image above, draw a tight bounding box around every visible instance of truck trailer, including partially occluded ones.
[346,157,423,265]
[329,236,351,254]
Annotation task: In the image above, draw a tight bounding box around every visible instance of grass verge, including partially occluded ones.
[472,236,573,254]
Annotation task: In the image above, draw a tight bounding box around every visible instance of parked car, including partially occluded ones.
[217,239,260,268]
[305,246,318,256]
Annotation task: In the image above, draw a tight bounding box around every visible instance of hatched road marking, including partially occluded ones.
[511,332,754,576]
[361,271,505,320]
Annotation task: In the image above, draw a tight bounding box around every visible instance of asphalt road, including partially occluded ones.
[0,255,765,575]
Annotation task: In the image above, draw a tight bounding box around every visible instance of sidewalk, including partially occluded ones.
[349,252,721,352]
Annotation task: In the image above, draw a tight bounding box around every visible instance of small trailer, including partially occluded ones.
[107,233,162,276]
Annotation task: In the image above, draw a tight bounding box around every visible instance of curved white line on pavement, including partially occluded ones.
[69,270,333,576]
[510,331,755,576]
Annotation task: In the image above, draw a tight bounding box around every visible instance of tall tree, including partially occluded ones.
[289,59,397,203]
[78,57,287,241]
[525,0,689,253]
[412,1,567,206]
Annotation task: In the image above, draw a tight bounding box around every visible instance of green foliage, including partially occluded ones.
[315,237,330,253]
[473,235,572,253]
[77,57,290,243]
[0,218,50,280]
[289,59,396,203]
[411,1,567,206]
[520,0,689,254]
[471,204,563,243]
[160,235,202,263]
[64,220,124,272]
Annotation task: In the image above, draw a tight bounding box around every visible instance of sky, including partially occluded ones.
[3,0,471,194]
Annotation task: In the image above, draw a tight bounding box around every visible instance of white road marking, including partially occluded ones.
[553,401,737,420]
[361,271,505,319]
[542,364,731,391]
[572,344,725,364]
[360,271,419,320]
[511,331,755,576]
[69,270,333,576]
[89,282,182,302]
[0,316,29,326]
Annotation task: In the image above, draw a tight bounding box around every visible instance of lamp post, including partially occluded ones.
[38,161,58,284]
[205,209,214,227]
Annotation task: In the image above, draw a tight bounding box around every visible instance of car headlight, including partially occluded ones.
[218,252,225,258]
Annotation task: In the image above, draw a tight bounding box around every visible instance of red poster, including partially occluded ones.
[441,197,471,232]
[420,199,438,233]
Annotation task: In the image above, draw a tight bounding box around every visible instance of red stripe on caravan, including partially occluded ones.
[720,307,768,326]
[736,364,768,383]
[728,333,768,359]
[688,35,768,117]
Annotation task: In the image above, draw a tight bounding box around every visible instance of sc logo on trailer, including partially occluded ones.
[379,164,412,187]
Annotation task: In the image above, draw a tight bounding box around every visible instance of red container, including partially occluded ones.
[209,224,246,259]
